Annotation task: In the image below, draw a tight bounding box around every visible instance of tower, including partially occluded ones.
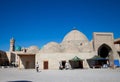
[10,37,15,52]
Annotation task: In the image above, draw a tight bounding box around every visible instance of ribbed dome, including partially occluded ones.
[62,29,88,42]
[39,29,90,53]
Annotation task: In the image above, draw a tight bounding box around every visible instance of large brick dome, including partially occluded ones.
[62,29,88,42]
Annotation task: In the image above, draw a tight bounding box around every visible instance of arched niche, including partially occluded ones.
[98,44,112,58]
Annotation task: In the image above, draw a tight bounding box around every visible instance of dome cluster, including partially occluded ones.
[40,29,92,53]
[14,29,92,53]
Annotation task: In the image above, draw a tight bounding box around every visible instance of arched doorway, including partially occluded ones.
[98,44,112,58]
[98,44,114,68]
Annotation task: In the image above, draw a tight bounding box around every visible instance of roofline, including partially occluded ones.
[93,32,113,34]
[17,53,35,55]
[114,38,120,44]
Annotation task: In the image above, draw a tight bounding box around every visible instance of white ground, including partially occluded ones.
[0,68,120,82]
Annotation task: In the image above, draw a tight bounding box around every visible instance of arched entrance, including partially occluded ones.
[98,44,114,68]
[98,44,112,58]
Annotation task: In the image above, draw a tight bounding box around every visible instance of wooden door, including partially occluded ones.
[26,61,29,69]
[43,61,48,69]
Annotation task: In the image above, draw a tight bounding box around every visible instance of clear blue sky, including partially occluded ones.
[0,0,120,51]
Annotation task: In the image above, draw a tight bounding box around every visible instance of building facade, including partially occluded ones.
[1,29,120,69]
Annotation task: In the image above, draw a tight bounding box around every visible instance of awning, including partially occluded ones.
[17,53,35,56]
[70,56,83,61]
[88,56,108,60]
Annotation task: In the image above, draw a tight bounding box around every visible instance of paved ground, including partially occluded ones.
[0,68,120,82]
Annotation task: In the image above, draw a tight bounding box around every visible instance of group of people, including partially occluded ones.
[36,61,71,72]
[59,61,71,70]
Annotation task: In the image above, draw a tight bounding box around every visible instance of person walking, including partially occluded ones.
[36,62,39,72]
[65,62,69,70]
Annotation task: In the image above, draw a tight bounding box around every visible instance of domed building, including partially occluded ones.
[36,29,95,69]
[36,29,120,70]
[61,29,91,53]
[4,29,120,69]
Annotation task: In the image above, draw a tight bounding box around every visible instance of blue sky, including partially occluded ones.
[0,0,120,51]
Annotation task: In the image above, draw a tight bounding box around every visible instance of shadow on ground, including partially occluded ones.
[8,80,32,82]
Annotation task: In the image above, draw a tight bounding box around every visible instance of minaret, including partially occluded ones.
[10,37,15,52]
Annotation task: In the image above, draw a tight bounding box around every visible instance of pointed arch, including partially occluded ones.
[98,44,112,58]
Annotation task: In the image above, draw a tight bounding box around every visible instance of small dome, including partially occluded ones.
[15,46,21,51]
[40,42,61,53]
[27,46,39,53]
[62,29,88,42]
[28,46,39,50]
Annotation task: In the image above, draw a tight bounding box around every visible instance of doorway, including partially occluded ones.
[18,55,35,69]
[26,61,29,69]
[61,61,66,69]
[98,44,114,68]
[98,44,112,58]
[43,61,48,69]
